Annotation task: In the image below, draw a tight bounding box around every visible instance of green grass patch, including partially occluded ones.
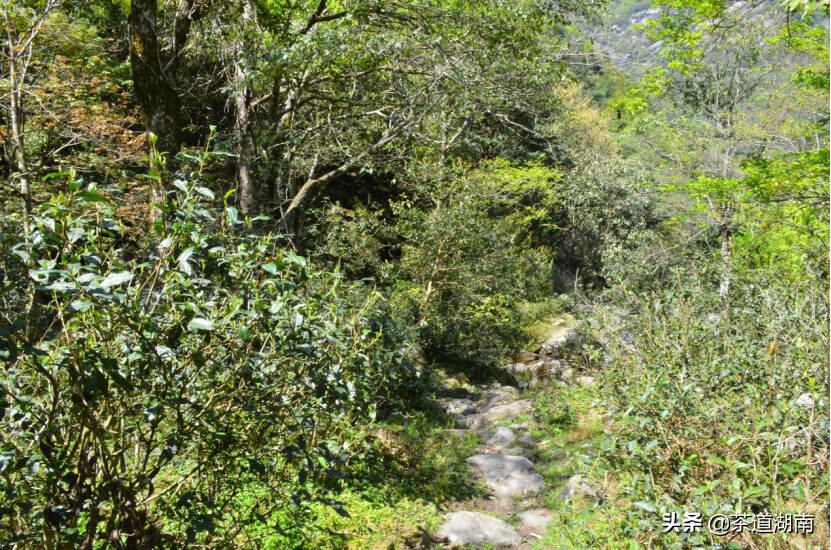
[258,404,485,548]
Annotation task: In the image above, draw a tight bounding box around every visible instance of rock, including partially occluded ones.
[518,509,552,529]
[486,426,516,446]
[517,350,538,363]
[517,432,540,448]
[576,375,595,388]
[467,454,545,498]
[439,398,477,416]
[555,380,568,388]
[479,387,520,411]
[437,386,480,400]
[543,359,562,372]
[462,414,487,431]
[540,319,580,354]
[500,362,530,375]
[795,393,814,409]
[485,399,533,422]
[437,511,520,546]
[557,475,599,502]
[559,368,574,382]
[500,361,550,376]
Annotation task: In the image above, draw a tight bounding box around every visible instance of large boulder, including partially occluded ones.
[467,453,544,498]
[437,511,520,546]
[500,362,532,375]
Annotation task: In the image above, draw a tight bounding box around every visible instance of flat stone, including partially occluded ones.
[438,511,520,546]
[559,368,574,382]
[479,387,520,410]
[467,454,544,498]
[519,509,552,529]
[486,426,516,446]
[517,350,538,363]
[439,398,477,416]
[540,320,580,354]
[500,362,530,375]
[461,413,487,431]
[543,359,561,372]
[557,474,599,502]
[576,375,596,387]
[485,399,533,422]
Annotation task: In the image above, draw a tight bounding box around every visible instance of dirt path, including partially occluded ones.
[429,317,601,548]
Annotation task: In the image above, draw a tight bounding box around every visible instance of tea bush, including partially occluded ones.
[0,155,421,547]
[585,268,829,547]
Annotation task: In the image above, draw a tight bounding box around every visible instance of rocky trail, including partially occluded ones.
[430,317,601,548]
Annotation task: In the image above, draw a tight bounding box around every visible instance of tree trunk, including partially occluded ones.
[129,0,184,157]
[718,223,731,300]
[234,1,256,215]
[8,54,31,235]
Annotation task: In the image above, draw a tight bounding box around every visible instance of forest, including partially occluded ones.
[0,0,828,548]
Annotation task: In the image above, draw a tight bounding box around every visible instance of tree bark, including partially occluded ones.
[7,49,31,235]
[718,222,731,300]
[129,0,184,157]
[234,1,257,215]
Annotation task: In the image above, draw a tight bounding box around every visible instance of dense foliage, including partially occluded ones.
[0,0,827,548]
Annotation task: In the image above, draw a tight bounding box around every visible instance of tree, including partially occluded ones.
[1,0,64,234]
[141,0,604,221]
[625,0,828,298]
[128,0,211,157]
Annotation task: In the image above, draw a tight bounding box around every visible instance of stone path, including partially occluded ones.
[433,317,598,548]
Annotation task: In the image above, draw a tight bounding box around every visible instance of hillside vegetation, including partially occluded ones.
[0,0,827,548]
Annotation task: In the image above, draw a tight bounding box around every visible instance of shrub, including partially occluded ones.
[587,268,829,547]
[0,155,421,547]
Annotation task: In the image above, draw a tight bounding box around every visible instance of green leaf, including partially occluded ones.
[188,317,214,332]
[79,191,109,203]
[194,186,215,199]
[706,455,727,466]
[99,271,133,288]
[70,300,93,312]
[633,501,656,513]
[177,247,195,275]
[226,206,240,225]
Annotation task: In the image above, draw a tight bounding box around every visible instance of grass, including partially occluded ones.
[521,381,644,549]
[254,376,488,549]
[519,298,570,346]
